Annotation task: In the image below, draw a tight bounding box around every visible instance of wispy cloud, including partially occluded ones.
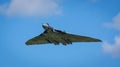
[0,0,61,17]
[105,12,120,30]
[103,12,120,57]
[102,36,120,57]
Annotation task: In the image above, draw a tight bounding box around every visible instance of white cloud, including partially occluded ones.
[0,0,61,17]
[105,12,120,30]
[102,36,120,57]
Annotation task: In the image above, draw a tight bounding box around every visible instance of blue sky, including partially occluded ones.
[0,0,120,67]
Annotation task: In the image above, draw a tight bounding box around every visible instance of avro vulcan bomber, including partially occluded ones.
[26,23,102,46]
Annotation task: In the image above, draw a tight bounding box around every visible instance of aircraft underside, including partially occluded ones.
[43,32,72,45]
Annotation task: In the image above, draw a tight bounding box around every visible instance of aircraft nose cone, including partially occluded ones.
[42,23,49,27]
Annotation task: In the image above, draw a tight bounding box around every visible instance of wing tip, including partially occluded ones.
[25,41,32,46]
[95,39,102,42]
